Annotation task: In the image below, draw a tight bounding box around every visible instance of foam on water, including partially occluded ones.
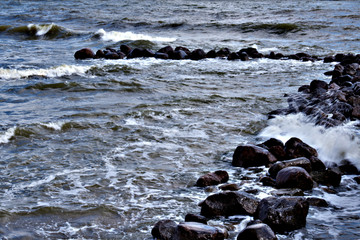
[259,113,360,168]
[96,28,176,42]
[0,127,16,144]
[0,65,92,80]
[41,121,64,131]
[27,23,55,36]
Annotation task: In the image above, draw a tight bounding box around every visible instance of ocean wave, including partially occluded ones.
[0,127,16,144]
[0,65,92,80]
[95,28,176,42]
[1,23,81,39]
[259,113,360,169]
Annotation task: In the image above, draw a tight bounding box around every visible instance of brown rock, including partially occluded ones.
[74,48,95,59]
[232,145,277,168]
[237,223,277,240]
[195,170,229,187]
[276,166,314,190]
[285,137,318,159]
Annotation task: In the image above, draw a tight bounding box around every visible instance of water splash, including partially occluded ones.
[259,113,360,169]
[95,29,176,42]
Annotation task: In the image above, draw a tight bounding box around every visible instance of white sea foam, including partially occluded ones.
[0,127,16,144]
[41,121,64,131]
[96,28,176,42]
[27,23,55,36]
[259,113,360,169]
[0,65,92,80]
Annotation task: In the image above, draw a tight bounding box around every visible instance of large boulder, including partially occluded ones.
[195,170,229,187]
[255,197,309,233]
[260,138,286,161]
[190,49,206,60]
[151,220,228,240]
[200,191,259,218]
[268,157,312,178]
[74,48,95,59]
[311,167,342,187]
[237,223,277,240]
[232,145,277,168]
[285,138,318,159]
[276,166,314,190]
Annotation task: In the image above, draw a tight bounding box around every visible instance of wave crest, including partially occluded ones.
[95,28,176,42]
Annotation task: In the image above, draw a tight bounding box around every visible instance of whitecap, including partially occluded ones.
[0,65,92,80]
[0,127,16,144]
[96,28,176,42]
[27,23,55,36]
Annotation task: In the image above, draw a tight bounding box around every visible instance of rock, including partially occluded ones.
[158,45,174,55]
[177,222,228,240]
[206,50,216,58]
[216,48,230,58]
[120,44,132,55]
[227,52,240,60]
[239,52,249,61]
[171,50,187,60]
[354,176,360,184]
[142,49,155,57]
[298,85,310,93]
[260,176,276,187]
[151,219,178,240]
[339,159,359,175]
[195,170,229,187]
[74,48,95,59]
[232,145,277,168]
[311,167,342,187]
[152,220,228,240]
[308,156,326,171]
[127,48,144,58]
[154,52,169,59]
[268,157,312,178]
[285,137,318,159]
[219,183,240,191]
[200,191,259,218]
[324,56,335,63]
[255,196,309,233]
[309,80,328,94]
[351,96,360,119]
[237,223,277,240]
[276,166,314,190]
[185,214,207,224]
[190,49,206,60]
[306,197,328,207]
[95,49,105,58]
[239,47,263,58]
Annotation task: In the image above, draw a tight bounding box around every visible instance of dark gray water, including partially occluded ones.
[0,0,359,239]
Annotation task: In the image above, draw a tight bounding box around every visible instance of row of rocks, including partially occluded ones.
[152,136,359,239]
[269,53,360,127]
[74,45,351,62]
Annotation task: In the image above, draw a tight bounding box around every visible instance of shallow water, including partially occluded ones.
[0,0,359,239]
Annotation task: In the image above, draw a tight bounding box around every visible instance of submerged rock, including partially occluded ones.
[255,196,309,233]
[200,191,259,218]
[237,223,277,240]
[232,145,277,168]
[195,170,229,187]
[276,166,314,190]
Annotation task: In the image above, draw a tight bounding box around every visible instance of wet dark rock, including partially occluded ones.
[339,159,359,175]
[152,219,178,240]
[330,102,353,118]
[219,183,240,191]
[74,48,95,59]
[185,213,207,224]
[262,138,284,149]
[237,223,277,240]
[171,50,187,60]
[271,188,304,197]
[311,167,342,187]
[306,197,329,207]
[354,176,360,184]
[174,46,191,55]
[232,145,277,168]
[269,157,312,178]
[190,49,206,60]
[324,56,335,63]
[260,176,276,187]
[276,166,314,190]
[216,48,230,58]
[298,85,310,93]
[154,52,169,59]
[206,50,217,58]
[158,45,174,55]
[200,191,259,218]
[239,52,250,61]
[120,44,132,55]
[351,96,360,119]
[104,51,122,59]
[177,222,228,240]
[309,80,328,94]
[95,49,105,58]
[255,196,309,233]
[227,52,240,60]
[142,49,155,57]
[195,170,229,187]
[152,220,228,240]
[239,47,263,58]
[309,156,326,171]
[285,137,318,159]
[127,48,144,58]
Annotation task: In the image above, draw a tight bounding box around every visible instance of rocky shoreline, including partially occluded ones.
[75,46,360,239]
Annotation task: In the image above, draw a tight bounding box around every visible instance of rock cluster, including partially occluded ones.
[269,53,360,127]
